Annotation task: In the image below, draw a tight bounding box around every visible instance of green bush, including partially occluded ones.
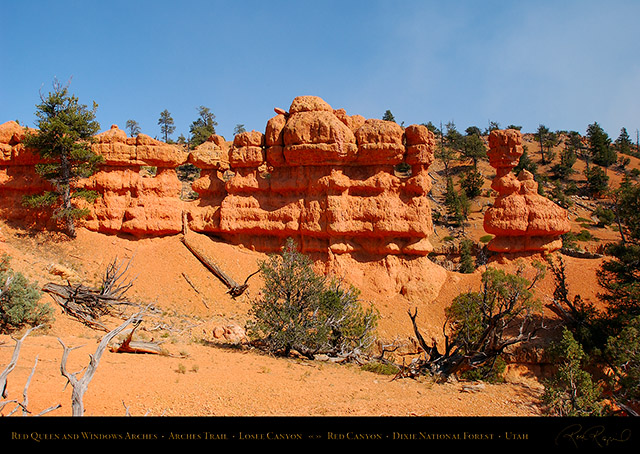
[0,255,53,333]
[576,229,595,242]
[247,239,378,358]
[542,329,609,416]
[479,234,493,243]
[561,232,579,250]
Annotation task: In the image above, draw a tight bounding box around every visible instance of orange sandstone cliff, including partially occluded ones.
[0,96,448,302]
[185,95,436,259]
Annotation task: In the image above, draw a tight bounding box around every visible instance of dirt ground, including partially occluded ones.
[0,218,608,419]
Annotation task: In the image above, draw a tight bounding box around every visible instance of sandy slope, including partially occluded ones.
[0,219,608,418]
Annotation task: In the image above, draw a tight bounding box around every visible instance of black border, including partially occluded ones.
[1,416,638,447]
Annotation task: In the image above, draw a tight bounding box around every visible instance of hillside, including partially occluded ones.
[0,224,608,418]
[0,124,635,419]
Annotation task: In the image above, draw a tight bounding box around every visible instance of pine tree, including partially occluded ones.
[615,127,632,155]
[458,239,475,274]
[234,124,246,135]
[584,165,609,196]
[382,110,396,123]
[158,109,175,143]
[460,133,486,168]
[125,119,140,137]
[587,122,616,168]
[552,147,577,180]
[445,177,470,227]
[459,168,484,198]
[189,106,217,147]
[22,79,102,238]
[542,329,608,416]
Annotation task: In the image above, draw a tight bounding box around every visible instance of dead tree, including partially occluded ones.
[109,319,163,355]
[0,325,61,416]
[42,257,139,330]
[59,310,145,416]
[181,231,258,298]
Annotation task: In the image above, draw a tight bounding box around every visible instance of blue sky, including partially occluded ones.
[2,0,639,141]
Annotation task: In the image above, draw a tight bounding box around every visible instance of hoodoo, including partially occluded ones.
[483,129,571,253]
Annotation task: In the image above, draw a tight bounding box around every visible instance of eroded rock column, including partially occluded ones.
[483,129,570,253]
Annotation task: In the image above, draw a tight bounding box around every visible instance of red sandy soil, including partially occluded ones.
[0,217,612,418]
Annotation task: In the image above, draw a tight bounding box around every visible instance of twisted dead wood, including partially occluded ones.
[59,311,144,416]
[42,258,138,331]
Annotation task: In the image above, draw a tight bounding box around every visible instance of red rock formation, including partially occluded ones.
[186,96,436,259]
[1,97,448,301]
[483,129,570,253]
[75,125,187,236]
[0,121,53,227]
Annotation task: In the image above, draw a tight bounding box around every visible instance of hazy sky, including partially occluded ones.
[2,0,639,140]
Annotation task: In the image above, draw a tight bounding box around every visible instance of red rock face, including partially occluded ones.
[0,105,448,301]
[185,96,436,258]
[75,125,186,236]
[0,122,187,236]
[0,121,53,228]
[483,129,570,253]
[1,98,442,295]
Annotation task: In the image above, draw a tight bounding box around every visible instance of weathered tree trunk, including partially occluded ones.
[59,312,144,416]
[180,224,258,298]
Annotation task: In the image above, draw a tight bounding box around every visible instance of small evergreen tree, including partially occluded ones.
[247,239,378,358]
[587,122,616,169]
[536,124,551,164]
[460,133,486,168]
[584,165,609,196]
[542,328,609,416]
[465,126,482,136]
[189,106,218,147]
[458,239,475,274]
[125,119,140,137]
[158,109,175,143]
[513,146,537,175]
[459,168,484,199]
[234,124,246,135]
[444,177,470,227]
[552,147,577,180]
[409,263,546,379]
[382,110,396,123]
[615,127,632,155]
[444,121,464,151]
[22,79,102,238]
[605,316,640,407]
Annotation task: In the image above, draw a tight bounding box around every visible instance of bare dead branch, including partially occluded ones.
[42,257,143,330]
[1,325,43,400]
[59,310,146,416]
[109,320,163,355]
[0,325,62,416]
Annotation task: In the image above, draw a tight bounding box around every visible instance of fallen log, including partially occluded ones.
[181,232,258,298]
[109,321,163,355]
